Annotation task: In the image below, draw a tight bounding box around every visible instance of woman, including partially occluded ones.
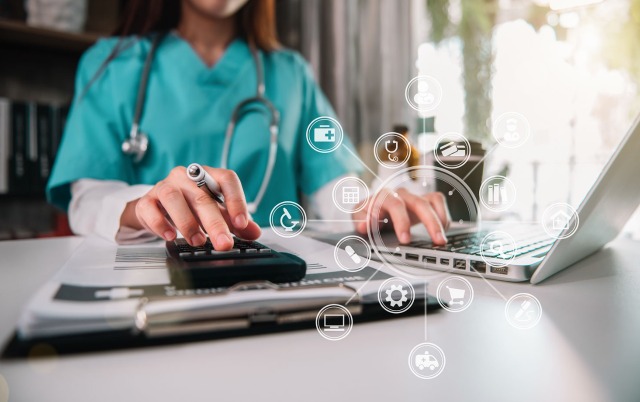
[47,0,451,250]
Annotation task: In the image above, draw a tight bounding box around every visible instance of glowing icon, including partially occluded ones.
[323,314,345,332]
[436,276,474,312]
[408,342,446,379]
[414,80,436,107]
[415,351,440,371]
[493,112,530,148]
[480,176,516,212]
[480,231,517,268]
[334,235,371,272]
[542,202,579,240]
[279,207,299,232]
[269,201,307,238]
[342,187,360,204]
[550,210,571,230]
[486,183,508,205]
[313,125,336,142]
[405,75,443,112]
[385,140,399,162]
[439,141,466,157]
[378,277,415,314]
[504,118,520,142]
[505,293,542,330]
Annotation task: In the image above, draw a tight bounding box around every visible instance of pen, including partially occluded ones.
[186,163,225,205]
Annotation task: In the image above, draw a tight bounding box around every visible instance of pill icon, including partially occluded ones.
[345,245,361,264]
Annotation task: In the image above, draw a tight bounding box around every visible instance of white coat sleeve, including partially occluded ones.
[69,179,156,244]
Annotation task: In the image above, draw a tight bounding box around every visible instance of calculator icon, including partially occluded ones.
[342,187,360,204]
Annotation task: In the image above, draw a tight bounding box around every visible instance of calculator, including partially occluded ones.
[166,237,307,288]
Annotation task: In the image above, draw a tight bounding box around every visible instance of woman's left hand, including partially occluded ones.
[352,189,451,246]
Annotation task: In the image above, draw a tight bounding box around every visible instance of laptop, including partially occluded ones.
[366,113,640,284]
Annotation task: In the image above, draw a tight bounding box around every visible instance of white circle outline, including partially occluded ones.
[541,202,579,240]
[404,75,443,113]
[377,277,416,314]
[315,304,353,341]
[479,175,517,212]
[493,112,531,149]
[373,132,412,169]
[269,201,307,238]
[331,177,370,214]
[334,235,371,272]
[367,166,481,279]
[408,342,447,379]
[433,132,472,169]
[479,231,517,268]
[504,293,542,330]
[305,116,344,154]
[436,276,474,312]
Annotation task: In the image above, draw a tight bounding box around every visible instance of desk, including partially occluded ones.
[1,235,639,402]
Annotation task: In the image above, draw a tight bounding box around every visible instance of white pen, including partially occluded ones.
[186,163,225,205]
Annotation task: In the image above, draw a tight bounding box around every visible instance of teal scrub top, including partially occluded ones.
[47,33,360,226]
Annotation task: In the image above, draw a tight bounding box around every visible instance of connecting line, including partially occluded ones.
[307,219,386,223]
[469,269,508,301]
[345,273,376,306]
[424,281,428,341]
[342,145,382,182]
[462,142,499,182]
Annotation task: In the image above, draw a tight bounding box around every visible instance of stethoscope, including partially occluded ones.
[121,33,280,214]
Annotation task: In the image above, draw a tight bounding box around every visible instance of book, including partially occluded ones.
[0,98,9,194]
[8,101,27,195]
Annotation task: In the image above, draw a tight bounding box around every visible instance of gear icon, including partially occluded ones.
[385,284,408,307]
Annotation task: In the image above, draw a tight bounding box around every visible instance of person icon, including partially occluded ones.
[414,80,435,106]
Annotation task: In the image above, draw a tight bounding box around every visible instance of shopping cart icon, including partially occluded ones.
[446,286,466,305]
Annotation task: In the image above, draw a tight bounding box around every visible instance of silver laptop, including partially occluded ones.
[368,113,640,284]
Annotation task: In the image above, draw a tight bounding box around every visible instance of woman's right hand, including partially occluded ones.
[120,166,261,250]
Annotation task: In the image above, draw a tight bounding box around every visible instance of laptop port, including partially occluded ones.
[470,260,487,273]
[453,259,466,270]
[406,253,419,261]
[440,258,450,265]
[490,266,509,275]
[423,256,437,264]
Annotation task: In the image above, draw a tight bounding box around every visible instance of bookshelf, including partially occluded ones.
[0,3,120,240]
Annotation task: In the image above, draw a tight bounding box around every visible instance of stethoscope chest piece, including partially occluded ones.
[122,124,149,163]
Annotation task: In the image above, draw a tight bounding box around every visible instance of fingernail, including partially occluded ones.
[217,233,233,248]
[437,231,448,244]
[235,214,248,229]
[400,232,411,244]
[191,233,205,246]
[163,231,175,241]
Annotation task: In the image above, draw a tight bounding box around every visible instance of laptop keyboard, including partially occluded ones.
[405,231,555,259]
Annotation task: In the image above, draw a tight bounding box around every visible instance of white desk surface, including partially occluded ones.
[0,235,639,402]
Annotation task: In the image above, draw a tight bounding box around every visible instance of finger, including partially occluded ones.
[205,167,249,230]
[154,181,206,246]
[188,191,235,250]
[379,189,411,244]
[399,189,447,245]
[136,196,175,241]
[425,192,451,231]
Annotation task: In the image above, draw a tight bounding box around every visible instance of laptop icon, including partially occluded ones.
[323,314,345,332]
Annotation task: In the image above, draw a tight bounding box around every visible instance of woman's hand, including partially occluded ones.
[120,166,261,250]
[352,189,451,246]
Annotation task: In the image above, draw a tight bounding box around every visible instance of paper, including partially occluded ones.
[17,231,418,339]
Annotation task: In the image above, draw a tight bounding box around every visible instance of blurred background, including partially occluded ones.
[1,0,639,239]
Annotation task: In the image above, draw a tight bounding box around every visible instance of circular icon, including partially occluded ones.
[436,276,474,312]
[334,235,371,272]
[493,112,531,148]
[408,342,446,379]
[433,133,471,169]
[377,277,416,314]
[480,231,517,268]
[374,132,412,169]
[479,175,517,212]
[405,75,443,113]
[316,304,354,341]
[505,293,542,330]
[306,116,344,153]
[367,166,481,279]
[541,202,579,240]
[269,201,307,238]
[332,177,370,214]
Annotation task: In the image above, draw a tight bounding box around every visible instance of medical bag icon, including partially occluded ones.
[314,125,336,142]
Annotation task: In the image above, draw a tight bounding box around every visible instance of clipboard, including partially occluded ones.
[2,280,441,357]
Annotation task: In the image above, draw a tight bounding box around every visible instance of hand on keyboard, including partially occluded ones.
[352,188,451,246]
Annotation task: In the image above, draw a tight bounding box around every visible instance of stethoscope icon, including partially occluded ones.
[385,140,399,162]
